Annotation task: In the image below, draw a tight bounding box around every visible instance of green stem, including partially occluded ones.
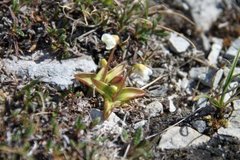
[102,47,116,82]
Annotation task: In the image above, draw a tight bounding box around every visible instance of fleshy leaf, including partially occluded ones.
[103,99,113,119]
[95,59,108,81]
[74,73,95,87]
[103,100,121,119]
[115,87,145,102]
[105,64,125,83]
[109,75,125,89]
[92,78,118,100]
[95,67,106,81]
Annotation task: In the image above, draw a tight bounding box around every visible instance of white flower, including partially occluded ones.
[101,33,119,50]
[130,64,153,86]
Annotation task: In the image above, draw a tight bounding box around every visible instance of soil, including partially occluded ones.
[1,0,240,160]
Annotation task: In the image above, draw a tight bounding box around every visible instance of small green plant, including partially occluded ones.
[75,50,145,119]
[47,27,70,59]
[195,49,240,130]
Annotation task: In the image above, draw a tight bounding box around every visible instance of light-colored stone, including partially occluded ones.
[169,33,190,53]
[208,38,223,65]
[185,0,222,31]
[197,97,207,109]
[189,67,217,87]
[144,101,163,117]
[218,100,240,139]
[212,69,224,90]
[168,96,176,113]
[191,120,207,133]
[223,82,238,103]
[1,55,97,90]
[90,109,125,136]
[180,78,189,90]
[133,120,147,129]
[225,38,240,59]
[201,33,211,51]
[149,84,168,97]
[158,126,210,149]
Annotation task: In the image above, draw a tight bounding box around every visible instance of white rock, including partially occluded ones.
[212,69,224,90]
[197,97,208,109]
[218,100,240,139]
[208,38,223,65]
[169,33,190,53]
[1,55,97,90]
[158,126,210,149]
[225,38,240,59]
[223,82,238,103]
[180,77,189,90]
[133,120,147,129]
[168,96,176,113]
[90,109,125,136]
[185,0,222,31]
[144,101,163,117]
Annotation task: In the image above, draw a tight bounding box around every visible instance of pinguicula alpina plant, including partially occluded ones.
[75,34,145,119]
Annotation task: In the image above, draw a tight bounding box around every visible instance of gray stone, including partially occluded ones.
[178,78,195,94]
[223,82,238,103]
[218,100,240,139]
[169,33,190,53]
[191,120,207,133]
[201,33,211,51]
[177,70,188,78]
[233,100,240,110]
[158,126,210,149]
[148,85,168,97]
[168,96,177,113]
[212,69,224,90]
[133,120,147,129]
[189,67,217,87]
[144,101,163,117]
[180,77,189,90]
[208,38,223,65]
[1,55,97,90]
[196,97,208,109]
[225,38,240,59]
[185,0,222,31]
[90,109,125,136]
[152,68,165,78]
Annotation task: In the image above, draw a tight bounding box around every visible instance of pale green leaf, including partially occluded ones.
[115,87,145,102]
[92,78,118,100]
[75,73,95,87]
[105,64,125,83]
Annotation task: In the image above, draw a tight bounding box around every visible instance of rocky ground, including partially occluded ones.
[1,0,240,159]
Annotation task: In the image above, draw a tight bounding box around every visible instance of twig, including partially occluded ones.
[156,24,196,49]
[76,28,98,41]
[153,10,195,26]
[141,74,167,90]
[123,144,131,159]
[33,112,53,116]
